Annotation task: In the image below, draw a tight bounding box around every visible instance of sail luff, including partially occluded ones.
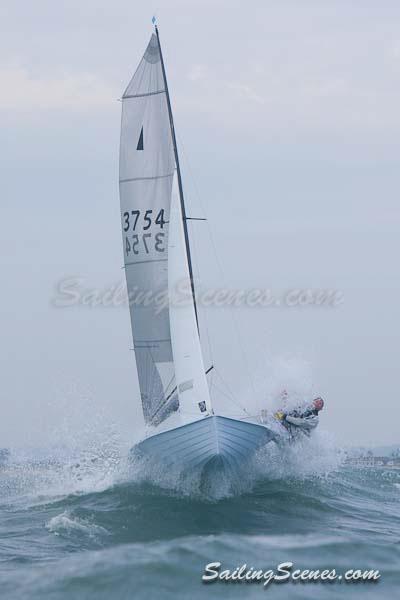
[154,25,200,332]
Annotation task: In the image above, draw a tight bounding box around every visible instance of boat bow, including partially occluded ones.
[137,415,277,471]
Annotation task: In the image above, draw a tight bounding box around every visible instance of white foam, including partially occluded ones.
[0,434,131,507]
[253,428,344,481]
[46,511,108,537]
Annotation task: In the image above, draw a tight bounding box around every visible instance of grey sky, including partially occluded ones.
[1,1,399,448]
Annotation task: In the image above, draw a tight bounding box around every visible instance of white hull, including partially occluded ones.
[135,415,278,471]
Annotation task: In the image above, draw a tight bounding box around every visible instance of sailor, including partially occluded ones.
[288,397,324,419]
[275,397,324,437]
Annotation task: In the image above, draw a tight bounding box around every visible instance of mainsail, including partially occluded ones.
[119,33,177,424]
[119,29,212,427]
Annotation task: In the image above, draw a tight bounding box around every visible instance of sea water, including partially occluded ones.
[0,431,399,599]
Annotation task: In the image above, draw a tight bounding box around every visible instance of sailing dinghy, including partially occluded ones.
[119,26,279,472]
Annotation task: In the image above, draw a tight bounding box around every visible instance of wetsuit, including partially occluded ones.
[282,406,319,438]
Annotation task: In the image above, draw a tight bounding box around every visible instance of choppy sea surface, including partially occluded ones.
[0,433,399,600]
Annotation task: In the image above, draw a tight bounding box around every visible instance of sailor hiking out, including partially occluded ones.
[275,397,325,439]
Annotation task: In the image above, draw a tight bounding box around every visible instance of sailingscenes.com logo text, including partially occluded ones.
[202,562,381,587]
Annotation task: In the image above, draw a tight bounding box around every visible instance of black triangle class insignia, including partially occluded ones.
[136,127,144,151]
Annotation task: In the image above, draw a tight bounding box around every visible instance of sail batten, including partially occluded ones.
[124,258,167,268]
[123,90,165,100]
[120,172,174,184]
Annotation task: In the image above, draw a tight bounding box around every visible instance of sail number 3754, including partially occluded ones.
[123,208,166,257]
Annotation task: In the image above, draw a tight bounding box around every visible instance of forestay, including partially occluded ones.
[119,34,178,424]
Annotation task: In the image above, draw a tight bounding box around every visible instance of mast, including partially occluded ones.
[155,25,199,331]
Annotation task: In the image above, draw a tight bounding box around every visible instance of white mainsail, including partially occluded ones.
[119,32,211,428]
[119,34,178,425]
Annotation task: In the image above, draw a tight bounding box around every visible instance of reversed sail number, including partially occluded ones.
[125,232,165,256]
